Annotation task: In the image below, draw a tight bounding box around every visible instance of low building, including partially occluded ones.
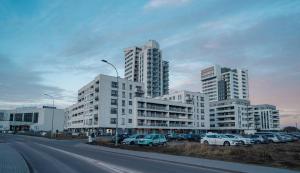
[64,74,210,134]
[160,90,210,132]
[250,104,280,131]
[134,97,194,134]
[0,106,65,132]
[64,74,145,134]
[209,99,254,133]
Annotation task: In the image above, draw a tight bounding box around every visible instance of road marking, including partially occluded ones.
[14,142,80,173]
[36,143,142,173]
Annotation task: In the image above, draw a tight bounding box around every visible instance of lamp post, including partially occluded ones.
[44,93,55,138]
[101,59,119,146]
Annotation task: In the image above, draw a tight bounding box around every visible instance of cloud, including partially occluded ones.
[0,55,66,108]
[144,0,191,9]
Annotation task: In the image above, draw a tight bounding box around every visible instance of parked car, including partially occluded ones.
[165,133,178,141]
[177,134,189,140]
[187,134,202,142]
[137,134,167,146]
[224,134,253,145]
[248,134,269,144]
[122,134,145,145]
[201,133,242,146]
[289,133,300,140]
[277,134,296,142]
[111,134,130,144]
[264,133,281,143]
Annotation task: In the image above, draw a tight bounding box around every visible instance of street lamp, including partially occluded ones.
[44,93,55,138]
[101,59,119,146]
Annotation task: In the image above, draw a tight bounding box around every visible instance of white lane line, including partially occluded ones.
[36,143,142,173]
[14,142,79,173]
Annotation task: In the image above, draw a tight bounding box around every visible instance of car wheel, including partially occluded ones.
[224,141,230,146]
[130,141,134,145]
[203,140,209,145]
[241,141,245,145]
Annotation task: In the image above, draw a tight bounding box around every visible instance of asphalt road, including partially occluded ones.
[0,134,232,173]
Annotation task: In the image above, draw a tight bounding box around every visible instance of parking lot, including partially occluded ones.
[93,132,300,170]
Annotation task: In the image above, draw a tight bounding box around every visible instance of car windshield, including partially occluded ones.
[129,134,138,138]
[144,135,154,139]
[226,135,235,138]
[218,135,228,138]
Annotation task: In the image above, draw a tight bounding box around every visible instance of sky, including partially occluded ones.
[0,0,299,127]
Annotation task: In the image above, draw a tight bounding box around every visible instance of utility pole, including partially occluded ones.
[44,93,55,138]
[102,59,119,146]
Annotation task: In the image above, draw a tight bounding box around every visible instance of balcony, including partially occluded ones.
[138,113,167,119]
[169,124,192,127]
[137,123,168,127]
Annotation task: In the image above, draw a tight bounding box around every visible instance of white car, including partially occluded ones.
[225,134,253,145]
[201,133,242,146]
[122,134,145,145]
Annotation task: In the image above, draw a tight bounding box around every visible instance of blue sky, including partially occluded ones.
[0,0,299,127]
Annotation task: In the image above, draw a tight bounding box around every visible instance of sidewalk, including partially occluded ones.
[0,143,30,173]
[78,143,300,173]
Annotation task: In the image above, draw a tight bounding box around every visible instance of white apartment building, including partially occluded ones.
[201,65,249,102]
[0,107,65,132]
[133,97,198,134]
[209,99,255,133]
[64,74,208,134]
[124,40,169,98]
[64,74,144,134]
[160,90,210,131]
[250,104,280,131]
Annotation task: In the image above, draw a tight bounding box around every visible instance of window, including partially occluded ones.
[129,85,132,90]
[121,118,125,125]
[122,100,125,107]
[111,99,118,105]
[129,109,132,114]
[0,113,4,121]
[207,135,217,138]
[129,93,132,99]
[110,118,117,124]
[24,113,33,122]
[15,113,22,121]
[201,115,205,120]
[111,81,118,88]
[122,83,126,90]
[111,90,118,97]
[201,97,204,101]
[122,109,125,115]
[110,108,117,114]
[128,119,132,123]
[33,113,38,123]
[122,92,126,98]
[201,109,205,113]
[9,114,14,121]
[201,122,205,127]
[129,101,132,106]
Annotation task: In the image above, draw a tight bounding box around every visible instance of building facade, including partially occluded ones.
[124,40,169,98]
[161,90,210,131]
[209,99,254,133]
[64,75,208,134]
[64,74,145,134]
[250,104,280,131]
[201,65,249,102]
[0,107,65,132]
